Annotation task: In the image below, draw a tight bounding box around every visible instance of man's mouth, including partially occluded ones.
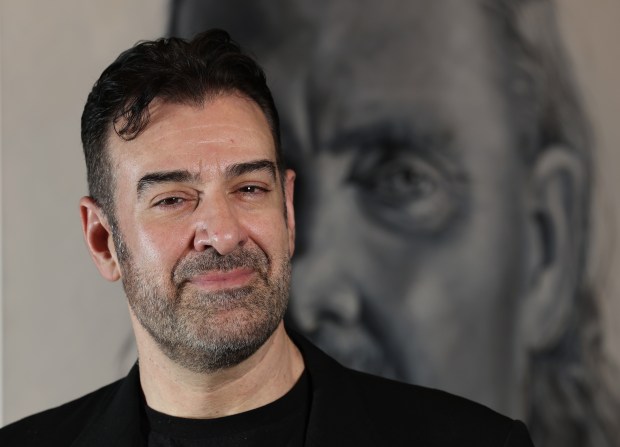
[188,268,256,291]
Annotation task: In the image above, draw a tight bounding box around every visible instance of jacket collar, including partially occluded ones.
[71,331,378,447]
[287,331,379,447]
[71,363,145,447]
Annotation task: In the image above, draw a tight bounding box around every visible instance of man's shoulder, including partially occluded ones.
[291,331,534,446]
[350,368,531,443]
[350,367,500,419]
[0,376,126,447]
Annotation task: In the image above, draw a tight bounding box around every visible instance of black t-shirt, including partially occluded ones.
[144,370,310,447]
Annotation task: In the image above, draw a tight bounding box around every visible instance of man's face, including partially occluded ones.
[106,94,296,372]
[273,0,533,413]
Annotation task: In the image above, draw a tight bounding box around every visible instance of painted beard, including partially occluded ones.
[115,232,291,373]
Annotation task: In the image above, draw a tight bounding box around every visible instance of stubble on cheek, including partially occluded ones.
[120,243,292,372]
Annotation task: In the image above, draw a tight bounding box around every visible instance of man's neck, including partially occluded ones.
[131,317,305,419]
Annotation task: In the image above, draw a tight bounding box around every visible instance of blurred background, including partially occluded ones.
[1,1,619,446]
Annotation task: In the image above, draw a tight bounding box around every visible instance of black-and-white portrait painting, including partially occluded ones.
[169,1,620,445]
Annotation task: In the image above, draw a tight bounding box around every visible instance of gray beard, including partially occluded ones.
[115,231,290,373]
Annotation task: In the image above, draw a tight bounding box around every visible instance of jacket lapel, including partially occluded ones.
[68,333,378,447]
[291,332,378,447]
[70,363,145,447]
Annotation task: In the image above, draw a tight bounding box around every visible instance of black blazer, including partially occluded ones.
[0,332,535,446]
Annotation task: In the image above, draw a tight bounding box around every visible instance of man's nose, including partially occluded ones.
[192,195,247,255]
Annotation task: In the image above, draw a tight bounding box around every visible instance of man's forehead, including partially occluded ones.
[109,95,273,146]
[105,95,278,173]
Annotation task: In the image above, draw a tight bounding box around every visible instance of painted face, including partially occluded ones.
[269,0,533,414]
[107,94,296,372]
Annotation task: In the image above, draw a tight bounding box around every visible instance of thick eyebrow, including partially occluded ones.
[137,170,200,197]
[225,159,277,180]
[136,160,277,197]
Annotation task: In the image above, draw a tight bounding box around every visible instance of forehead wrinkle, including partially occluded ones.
[145,123,271,145]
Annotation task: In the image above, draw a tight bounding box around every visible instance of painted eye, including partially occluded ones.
[349,152,459,233]
[369,158,438,200]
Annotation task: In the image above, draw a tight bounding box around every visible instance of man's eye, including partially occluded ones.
[237,185,268,195]
[240,186,259,193]
[154,197,185,207]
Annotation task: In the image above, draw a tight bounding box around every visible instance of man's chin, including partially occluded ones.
[180,284,259,310]
[156,320,279,373]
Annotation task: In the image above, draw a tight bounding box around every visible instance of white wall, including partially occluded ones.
[558,0,620,366]
[0,0,168,425]
[0,2,5,425]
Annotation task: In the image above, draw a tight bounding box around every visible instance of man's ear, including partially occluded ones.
[79,196,121,281]
[520,145,587,350]
[284,169,296,256]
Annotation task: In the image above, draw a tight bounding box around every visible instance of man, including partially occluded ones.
[0,30,533,446]
[169,1,620,446]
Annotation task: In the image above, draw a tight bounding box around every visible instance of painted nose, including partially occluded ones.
[291,261,362,333]
[193,196,247,255]
[289,179,363,332]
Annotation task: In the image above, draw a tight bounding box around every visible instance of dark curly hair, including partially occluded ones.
[81,29,283,221]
